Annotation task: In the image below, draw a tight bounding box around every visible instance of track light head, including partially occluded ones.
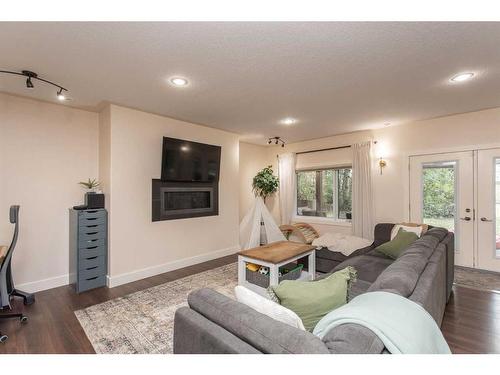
[281,143,285,148]
[56,88,66,101]
[26,77,34,89]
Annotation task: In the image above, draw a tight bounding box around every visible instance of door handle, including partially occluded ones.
[460,217,471,221]
[480,217,493,222]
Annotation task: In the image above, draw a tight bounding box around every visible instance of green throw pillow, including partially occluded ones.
[375,228,419,259]
[269,266,357,332]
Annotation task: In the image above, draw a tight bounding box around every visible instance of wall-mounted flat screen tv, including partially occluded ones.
[161,137,221,182]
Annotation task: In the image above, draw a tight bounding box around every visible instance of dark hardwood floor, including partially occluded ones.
[1,254,499,354]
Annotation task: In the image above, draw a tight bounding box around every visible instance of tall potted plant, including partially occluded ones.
[252,166,279,244]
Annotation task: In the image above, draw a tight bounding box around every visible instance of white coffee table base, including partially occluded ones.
[238,249,316,296]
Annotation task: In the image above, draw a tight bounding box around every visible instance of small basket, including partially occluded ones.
[245,262,304,288]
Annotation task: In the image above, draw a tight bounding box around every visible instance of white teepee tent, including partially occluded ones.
[239,197,286,250]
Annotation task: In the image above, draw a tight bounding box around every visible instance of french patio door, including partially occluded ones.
[409,152,474,267]
[476,149,500,272]
[409,149,500,272]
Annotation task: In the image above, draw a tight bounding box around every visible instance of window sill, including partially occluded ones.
[292,215,352,227]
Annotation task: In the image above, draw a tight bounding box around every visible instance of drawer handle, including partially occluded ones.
[86,256,98,260]
[87,218,97,221]
[86,232,98,235]
[86,266,98,270]
[86,246,98,250]
[87,210,98,213]
[86,239,98,243]
[86,276,98,281]
[86,224,98,228]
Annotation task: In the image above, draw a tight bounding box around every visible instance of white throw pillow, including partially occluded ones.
[390,224,423,240]
[234,285,306,330]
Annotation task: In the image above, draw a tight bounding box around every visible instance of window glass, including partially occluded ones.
[296,168,352,220]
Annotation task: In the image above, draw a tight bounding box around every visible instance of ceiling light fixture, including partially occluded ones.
[56,88,66,101]
[170,77,189,87]
[0,69,69,100]
[280,117,297,126]
[450,72,474,83]
[268,136,285,148]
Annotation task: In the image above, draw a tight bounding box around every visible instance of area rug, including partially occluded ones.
[454,266,500,293]
[75,263,238,354]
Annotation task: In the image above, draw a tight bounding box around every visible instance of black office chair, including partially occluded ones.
[0,206,35,343]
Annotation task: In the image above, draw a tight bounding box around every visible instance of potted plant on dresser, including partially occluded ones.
[78,178,104,209]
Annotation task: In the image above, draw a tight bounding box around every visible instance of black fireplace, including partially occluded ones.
[152,137,221,222]
[152,179,219,221]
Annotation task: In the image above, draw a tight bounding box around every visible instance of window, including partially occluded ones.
[296,167,352,220]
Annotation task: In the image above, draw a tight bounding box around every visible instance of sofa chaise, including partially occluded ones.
[173,223,454,354]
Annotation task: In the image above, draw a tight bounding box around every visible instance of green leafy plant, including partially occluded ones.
[78,178,101,191]
[252,165,279,202]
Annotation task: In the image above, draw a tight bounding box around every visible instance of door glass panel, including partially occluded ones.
[422,162,457,235]
[496,158,500,257]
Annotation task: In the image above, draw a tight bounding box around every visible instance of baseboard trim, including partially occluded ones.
[107,245,240,288]
[15,274,70,294]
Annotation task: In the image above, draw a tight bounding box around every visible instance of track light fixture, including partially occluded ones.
[0,69,69,101]
[267,136,285,148]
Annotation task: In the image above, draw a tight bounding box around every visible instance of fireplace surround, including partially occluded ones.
[152,179,219,221]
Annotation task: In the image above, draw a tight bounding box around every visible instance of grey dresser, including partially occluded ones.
[69,208,108,293]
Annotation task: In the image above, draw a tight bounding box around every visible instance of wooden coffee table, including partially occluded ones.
[237,241,316,294]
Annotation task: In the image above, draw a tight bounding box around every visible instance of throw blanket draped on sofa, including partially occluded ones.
[313,291,451,354]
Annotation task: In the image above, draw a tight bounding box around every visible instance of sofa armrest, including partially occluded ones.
[174,307,261,354]
[187,288,330,354]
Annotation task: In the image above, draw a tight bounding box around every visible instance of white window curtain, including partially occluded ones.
[278,152,296,225]
[351,142,374,239]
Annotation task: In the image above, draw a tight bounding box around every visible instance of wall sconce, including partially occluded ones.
[379,157,387,175]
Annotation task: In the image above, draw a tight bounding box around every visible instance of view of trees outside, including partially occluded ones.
[296,168,352,219]
[422,165,456,231]
[337,168,352,219]
[297,170,316,212]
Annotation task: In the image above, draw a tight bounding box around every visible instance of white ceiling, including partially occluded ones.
[1,22,500,144]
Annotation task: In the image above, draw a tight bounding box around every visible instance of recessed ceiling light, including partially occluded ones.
[280,117,297,126]
[170,77,189,87]
[450,72,474,83]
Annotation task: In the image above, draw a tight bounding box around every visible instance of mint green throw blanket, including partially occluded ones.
[313,291,451,354]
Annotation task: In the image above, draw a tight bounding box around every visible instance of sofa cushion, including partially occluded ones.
[368,231,442,297]
[333,255,393,283]
[315,247,348,262]
[375,228,419,259]
[188,288,329,354]
[270,267,357,331]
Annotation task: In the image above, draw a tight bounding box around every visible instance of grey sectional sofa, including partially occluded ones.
[173,223,454,354]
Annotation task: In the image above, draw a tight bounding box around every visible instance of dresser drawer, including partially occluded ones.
[79,254,106,271]
[79,263,105,279]
[78,244,106,259]
[79,215,106,228]
[79,209,106,220]
[78,228,106,244]
[78,237,105,250]
[77,274,106,293]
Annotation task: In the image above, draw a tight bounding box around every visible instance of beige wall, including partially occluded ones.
[102,105,240,286]
[0,93,99,291]
[240,107,500,236]
[238,142,275,220]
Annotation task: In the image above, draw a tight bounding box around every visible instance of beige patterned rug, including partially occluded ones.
[454,266,500,293]
[75,263,238,354]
